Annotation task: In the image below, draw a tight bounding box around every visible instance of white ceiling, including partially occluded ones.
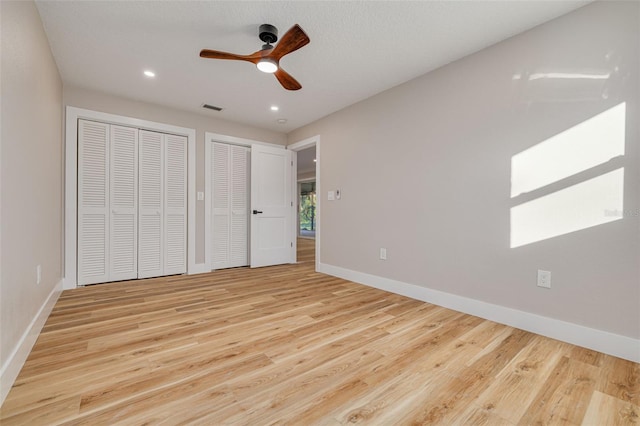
[36,0,592,134]
[297,146,317,175]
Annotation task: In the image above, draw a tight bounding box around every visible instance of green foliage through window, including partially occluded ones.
[300,182,316,232]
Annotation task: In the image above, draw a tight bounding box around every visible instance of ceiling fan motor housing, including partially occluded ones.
[259,24,278,45]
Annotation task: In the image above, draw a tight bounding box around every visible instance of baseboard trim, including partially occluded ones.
[189,263,212,275]
[318,262,639,363]
[0,280,63,405]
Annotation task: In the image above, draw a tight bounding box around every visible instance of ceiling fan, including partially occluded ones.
[200,24,310,91]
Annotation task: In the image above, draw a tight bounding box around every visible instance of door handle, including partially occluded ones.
[252,210,263,215]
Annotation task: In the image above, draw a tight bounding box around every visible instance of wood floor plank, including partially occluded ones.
[582,391,640,425]
[471,335,568,424]
[453,405,515,426]
[1,237,637,425]
[597,355,640,405]
[517,355,599,425]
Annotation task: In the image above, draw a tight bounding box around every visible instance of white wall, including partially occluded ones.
[1,0,64,401]
[289,1,639,343]
[63,86,287,264]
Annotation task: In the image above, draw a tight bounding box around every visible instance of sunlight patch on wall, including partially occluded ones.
[511,103,625,197]
[510,102,626,248]
[511,168,624,248]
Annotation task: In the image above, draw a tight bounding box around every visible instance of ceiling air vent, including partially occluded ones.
[202,104,223,112]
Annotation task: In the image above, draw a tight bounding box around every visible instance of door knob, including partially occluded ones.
[252,210,263,214]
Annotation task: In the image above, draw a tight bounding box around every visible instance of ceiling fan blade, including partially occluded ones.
[270,24,310,60]
[200,49,262,64]
[274,67,302,91]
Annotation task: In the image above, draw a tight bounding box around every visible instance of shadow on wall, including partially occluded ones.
[510,102,626,248]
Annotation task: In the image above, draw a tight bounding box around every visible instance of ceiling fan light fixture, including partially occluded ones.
[257,58,278,73]
[200,24,308,90]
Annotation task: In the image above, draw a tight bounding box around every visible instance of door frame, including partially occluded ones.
[204,132,286,272]
[64,106,196,289]
[287,135,321,270]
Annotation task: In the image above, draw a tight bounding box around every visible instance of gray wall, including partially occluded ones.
[63,86,288,264]
[289,1,639,339]
[1,1,64,368]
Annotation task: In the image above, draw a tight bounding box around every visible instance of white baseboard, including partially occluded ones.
[62,276,76,290]
[318,262,640,363]
[0,280,63,405]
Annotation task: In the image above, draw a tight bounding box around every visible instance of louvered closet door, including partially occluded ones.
[109,125,139,281]
[230,145,249,267]
[138,130,164,278]
[78,120,110,285]
[164,134,187,275]
[212,143,230,269]
[211,143,249,269]
[79,123,187,284]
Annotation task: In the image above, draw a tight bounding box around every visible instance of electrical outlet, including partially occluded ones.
[36,265,42,285]
[537,270,551,289]
[379,248,387,260]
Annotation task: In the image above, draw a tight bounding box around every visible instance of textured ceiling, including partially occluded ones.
[36,1,592,133]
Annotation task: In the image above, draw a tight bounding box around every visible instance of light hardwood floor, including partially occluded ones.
[1,239,638,425]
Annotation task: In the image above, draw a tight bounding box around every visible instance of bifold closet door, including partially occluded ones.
[138,130,187,278]
[109,125,139,281]
[78,120,138,285]
[138,130,163,278]
[211,143,249,269]
[164,134,187,275]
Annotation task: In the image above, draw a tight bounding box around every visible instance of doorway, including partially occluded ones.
[288,135,320,269]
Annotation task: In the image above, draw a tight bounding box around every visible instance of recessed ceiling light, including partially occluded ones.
[313,159,317,162]
[270,105,279,111]
[144,70,156,78]
[277,118,287,124]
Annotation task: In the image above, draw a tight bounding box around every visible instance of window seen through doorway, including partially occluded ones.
[299,181,316,238]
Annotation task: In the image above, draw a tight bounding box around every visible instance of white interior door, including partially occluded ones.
[78,120,138,284]
[108,125,138,281]
[212,143,231,268]
[138,130,164,279]
[79,121,186,285]
[78,120,110,285]
[138,131,186,278]
[250,145,292,267]
[211,143,249,269]
[164,134,187,275]
[229,145,249,267]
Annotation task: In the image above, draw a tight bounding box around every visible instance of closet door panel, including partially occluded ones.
[109,125,138,281]
[78,122,189,285]
[78,120,110,285]
[211,143,249,270]
[138,130,164,278]
[230,145,249,267]
[212,143,230,269]
[164,134,187,275]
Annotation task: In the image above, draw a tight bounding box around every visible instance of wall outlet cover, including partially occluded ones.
[380,248,387,260]
[537,269,551,289]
